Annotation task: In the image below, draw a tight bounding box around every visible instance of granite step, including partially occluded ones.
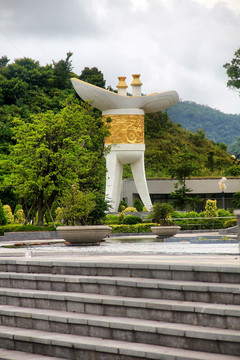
[0,272,239,305]
[0,325,239,360]
[0,348,65,360]
[0,287,239,330]
[0,305,239,356]
[0,259,239,283]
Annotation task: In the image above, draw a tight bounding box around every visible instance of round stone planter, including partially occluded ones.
[151,226,181,241]
[56,225,112,245]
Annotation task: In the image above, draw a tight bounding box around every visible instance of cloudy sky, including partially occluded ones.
[1,0,240,114]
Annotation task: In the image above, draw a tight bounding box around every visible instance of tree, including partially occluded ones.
[0,56,10,68]
[79,67,106,88]
[60,185,96,225]
[170,152,199,210]
[151,203,174,225]
[52,52,74,89]
[133,198,144,212]
[3,100,109,225]
[223,48,240,91]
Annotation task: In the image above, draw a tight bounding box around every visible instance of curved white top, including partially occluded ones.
[71,78,179,113]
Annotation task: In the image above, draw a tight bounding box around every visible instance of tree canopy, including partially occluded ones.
[223,48,240,92]
[3,100,108,225]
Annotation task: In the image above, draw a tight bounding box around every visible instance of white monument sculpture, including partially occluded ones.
[71,74,179,212]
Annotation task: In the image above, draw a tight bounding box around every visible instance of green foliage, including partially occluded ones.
[15,209,25,224]
[217,209,233,217]
[151,203,174,225]
[144,111,232,179]
[118,212,125,224]
[118,200,128,212]
[0,200,7,225]
[170,183,195,211]
[123,215,142,225]
[145,111,172,139]
[232,192,240,209]
[52,52,73,89]
[110,223,155,233]
[133,198,144,212]
[172,211,201,218]
[228,136,240,156]
[0,223,56,235]
[104,214,120,224]
[0,56,10,68]
[168,100,240,147]
[3,205,14,224]
[59,185,96,225]
[205,199,218,217]
[79,67,106,88]
[3,101,108,225]
[87,192,109,225]
[223,48,240,92]
[224,219,237,228]
[123,207,137,212]
[224,165,240,176]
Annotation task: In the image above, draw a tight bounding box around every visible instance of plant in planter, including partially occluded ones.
[56,185,111,245]
[151,203,180,240]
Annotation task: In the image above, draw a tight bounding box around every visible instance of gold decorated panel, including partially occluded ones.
[103,114,144,144]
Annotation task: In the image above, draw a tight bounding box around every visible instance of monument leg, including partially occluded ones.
[105,151,123,212]
[130,153,152,212]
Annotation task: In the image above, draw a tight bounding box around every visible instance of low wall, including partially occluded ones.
[0,231,60,242]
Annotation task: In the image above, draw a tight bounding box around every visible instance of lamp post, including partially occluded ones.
[218,177,227,210]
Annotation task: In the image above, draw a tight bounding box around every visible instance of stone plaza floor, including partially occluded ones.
[0,231,239,261]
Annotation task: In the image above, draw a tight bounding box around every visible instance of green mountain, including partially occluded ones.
[142,111,233,179]
[167,101,240,147]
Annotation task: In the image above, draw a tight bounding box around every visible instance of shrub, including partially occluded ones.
[151,203,174,225]
[110,223,155,233]
[55,207,64,224]
[118,212,125,224]
[104,214,121,224]
[224,219,237,228]
[0,201,7,226]
[14,204,22,218]
[0,224,56,235]
[123,207,137,212]
[118,200,128,212]
[205,199,218,217]
[15,209,25,224]
[123,215,142,225]
[3,205,14,224]
[217,209,233,217]
[133,198,144,212]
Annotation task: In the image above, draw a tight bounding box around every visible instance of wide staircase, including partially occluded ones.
[0,257,239,359]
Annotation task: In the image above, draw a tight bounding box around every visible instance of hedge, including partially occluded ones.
[0,224,56,235]
[110,223,155,233]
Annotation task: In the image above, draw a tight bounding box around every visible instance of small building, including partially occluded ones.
[122,177,240,211]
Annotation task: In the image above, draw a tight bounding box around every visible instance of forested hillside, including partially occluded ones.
[167,101,240,146]
[143,112,232,178]
[0,53,236,217]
